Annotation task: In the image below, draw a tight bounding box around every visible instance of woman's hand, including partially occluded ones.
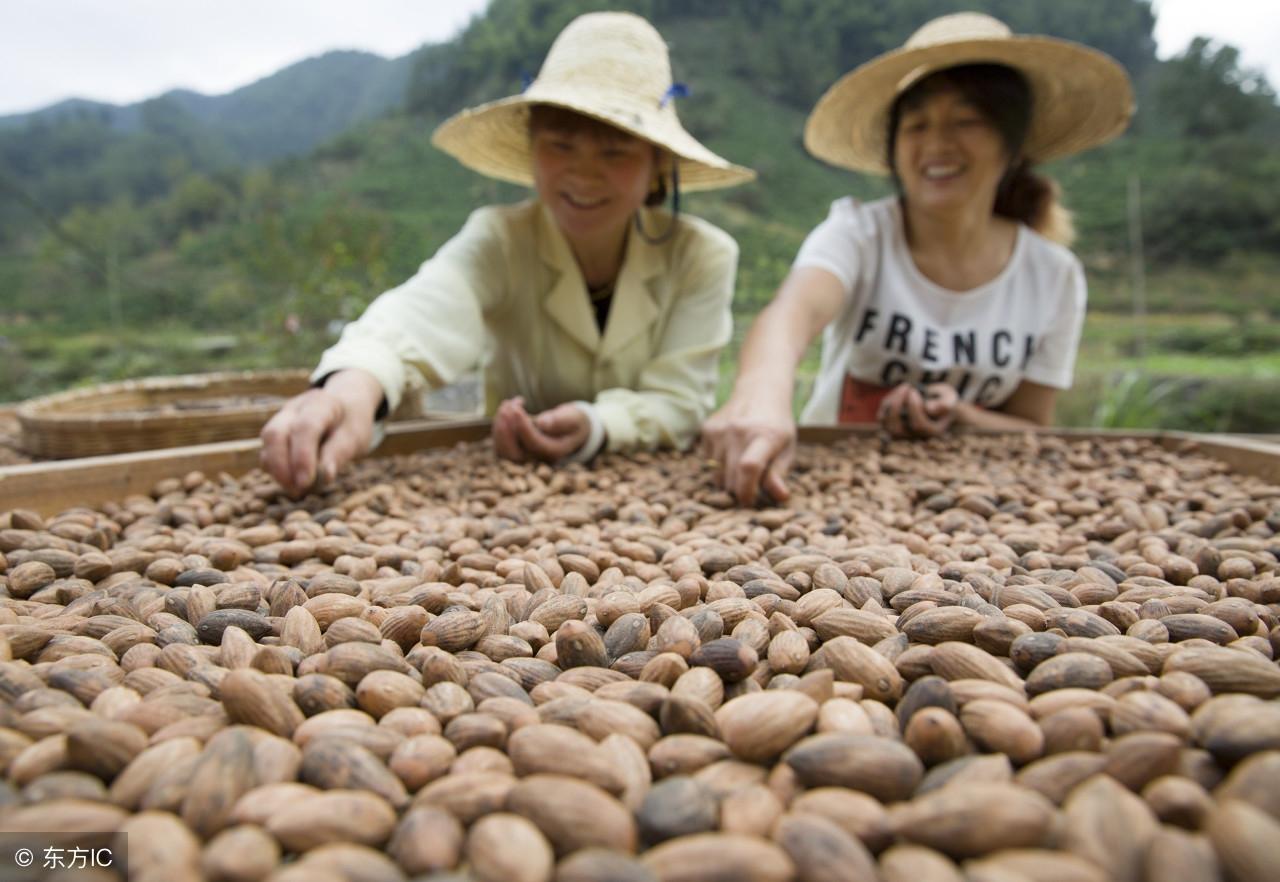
[259,369,383,496]
[877,382,959,438]
[701,397,797,507]
[492,397,591,463]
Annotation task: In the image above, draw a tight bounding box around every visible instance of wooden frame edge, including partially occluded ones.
[2,419,1276,516]
[0,418,490,516]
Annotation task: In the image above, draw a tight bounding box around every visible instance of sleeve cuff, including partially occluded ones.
[311,371,388,454]
[791,255,854,296]
[368,420,387,453]
[562,401,606,464]
[313,371,389,420]
[312,348,406,414]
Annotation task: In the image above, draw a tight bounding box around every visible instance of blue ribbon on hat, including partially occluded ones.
[520,70,535,92]
[659,82,689,108]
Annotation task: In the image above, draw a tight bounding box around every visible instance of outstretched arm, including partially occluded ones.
[701,266,845,505]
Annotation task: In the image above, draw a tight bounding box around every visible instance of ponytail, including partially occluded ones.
[996,160,1075,246]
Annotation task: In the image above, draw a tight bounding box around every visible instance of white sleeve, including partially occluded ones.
[1023,257,1087,389]
[792,199,868,296]
[311,207,506,413]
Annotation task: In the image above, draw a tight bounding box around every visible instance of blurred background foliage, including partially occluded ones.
[0,0,1277,432]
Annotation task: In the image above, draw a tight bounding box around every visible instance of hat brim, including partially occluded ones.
[804,36,1134,175]
[432,87,756,192]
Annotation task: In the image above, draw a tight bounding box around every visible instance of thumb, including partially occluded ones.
[535,406,574,435]
[317,426,362,487]
[762,443,794,504]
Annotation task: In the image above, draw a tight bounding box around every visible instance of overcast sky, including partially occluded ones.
[0,0,1276,116]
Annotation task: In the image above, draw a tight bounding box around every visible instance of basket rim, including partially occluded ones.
[16,368,311,426]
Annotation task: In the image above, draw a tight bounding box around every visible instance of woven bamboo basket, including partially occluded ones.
[15,369,317,459]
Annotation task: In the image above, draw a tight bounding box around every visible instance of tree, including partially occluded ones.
[1151,38,1279,139]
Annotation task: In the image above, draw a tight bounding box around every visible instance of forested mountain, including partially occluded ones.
[0,49,417,159]
[2,0,1278,419]
[0,49,420,240]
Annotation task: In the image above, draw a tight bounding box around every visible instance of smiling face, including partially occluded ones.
[529,107,658,261]
[886,64,1032,220]
[891,88,1010,216]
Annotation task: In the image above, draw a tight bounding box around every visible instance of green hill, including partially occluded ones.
[0,49,423,242]
[0,49,414,162]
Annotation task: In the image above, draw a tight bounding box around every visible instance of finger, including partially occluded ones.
[516,419,576,462]
[899,387,927,436]
[877,385,905,426]
[533,404,579,437]
[492,410,525,462]
[491,406,518,459]
[317,423,363,487]
[699,416,724,457]
[880,389,905,437]
[533,436,579,462]
[924,386,957,419]
[511,408,563,462]
[761,442,794,504]
[761,467,790,505]
[259,410,295,490]
[698,430,716,461]
[284,421,324,495]
[733,435,779,507]
[699,423,727,484]
[905,391,937,436]
[280,397,339,494]
[510,405,541,446]
[720,434,745,497]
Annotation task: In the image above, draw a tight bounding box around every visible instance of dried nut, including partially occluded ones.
[714,691,818,762]
[466,812,554,882]
[641,832,795,882]
[1205,799,1280,882]
[1060,774,1159,882]
[784,734,923,802]
[636,776,718,846]
[773,811,878,882]
[506,723,624,793]
[506,774,637,855]
[889,783,1056,858]
[265,789,397,851]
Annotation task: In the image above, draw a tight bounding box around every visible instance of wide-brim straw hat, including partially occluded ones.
[804,12,1134,175]
[432,12,754,192]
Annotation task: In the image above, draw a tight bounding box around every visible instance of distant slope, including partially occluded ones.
[0,48,423,243]
[0,49,415,162]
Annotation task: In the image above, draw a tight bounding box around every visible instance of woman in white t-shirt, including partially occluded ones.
[702,12,1133,505]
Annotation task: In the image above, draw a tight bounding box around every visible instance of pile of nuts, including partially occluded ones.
[2,432,1279,882]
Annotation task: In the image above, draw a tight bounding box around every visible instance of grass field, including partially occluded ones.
[6,269,1279,435]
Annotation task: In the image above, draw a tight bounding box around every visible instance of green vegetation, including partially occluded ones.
[1,0,1277,434]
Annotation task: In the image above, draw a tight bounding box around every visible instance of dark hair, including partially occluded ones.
[527,104,667,207]
[886,64,1073,244]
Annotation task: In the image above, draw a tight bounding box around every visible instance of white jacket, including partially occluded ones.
[313,199,738,452]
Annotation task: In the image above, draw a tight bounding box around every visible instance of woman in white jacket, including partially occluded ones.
[261,12,753,495]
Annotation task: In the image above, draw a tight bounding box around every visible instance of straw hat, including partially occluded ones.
[431,12,754,192]
[804,12,1134,175]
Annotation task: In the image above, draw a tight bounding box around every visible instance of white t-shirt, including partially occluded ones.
[795,197,1087,425]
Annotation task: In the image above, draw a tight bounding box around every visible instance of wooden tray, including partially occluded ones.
[1,422,1278,517]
